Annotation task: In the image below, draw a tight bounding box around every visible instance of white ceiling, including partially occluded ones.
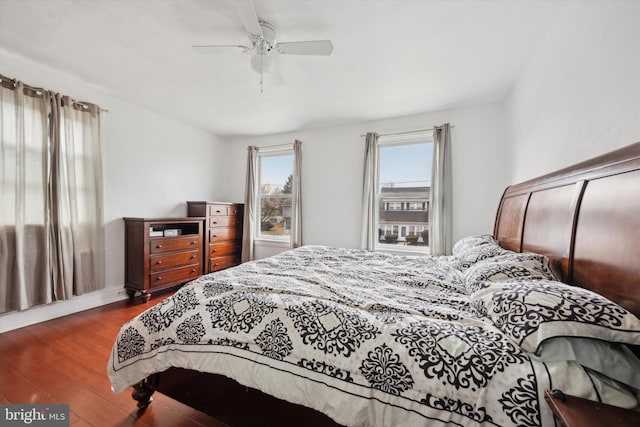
[0,0,564,137]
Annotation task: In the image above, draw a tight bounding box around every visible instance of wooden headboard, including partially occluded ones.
[493,141,640,320]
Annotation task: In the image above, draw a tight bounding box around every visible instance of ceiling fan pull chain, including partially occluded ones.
[260,46,264,93]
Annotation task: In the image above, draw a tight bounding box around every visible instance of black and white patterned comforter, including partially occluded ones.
[108,246,593,427]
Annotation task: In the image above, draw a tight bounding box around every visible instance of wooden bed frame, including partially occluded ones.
[133,141,640,426]
[494,141,640,325]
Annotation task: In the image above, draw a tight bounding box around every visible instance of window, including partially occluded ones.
[258,149,294,240]
[1,95,100,230]
[0,94,46,227]
[1,77,105,313]
[376,134,433,252]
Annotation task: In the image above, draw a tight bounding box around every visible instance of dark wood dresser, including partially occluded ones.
[187,201,244,274]
[124,217,204,302]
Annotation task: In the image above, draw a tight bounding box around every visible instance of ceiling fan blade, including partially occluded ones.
[232,0,263,37]
[275,40,333,56]
[192,45,251,54]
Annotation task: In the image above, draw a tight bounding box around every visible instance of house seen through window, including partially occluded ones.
[377,135,433,252]
[258,150,294,240]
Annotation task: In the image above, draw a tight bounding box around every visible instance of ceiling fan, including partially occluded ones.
[192,0,333,92]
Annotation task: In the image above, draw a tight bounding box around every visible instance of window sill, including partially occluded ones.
[254,238,291,248]
[375,243,430,256]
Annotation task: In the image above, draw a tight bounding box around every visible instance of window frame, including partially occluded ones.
[374,132,433,254]
[255,147,294,243]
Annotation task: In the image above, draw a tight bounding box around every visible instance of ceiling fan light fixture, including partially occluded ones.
[250,53,274,74]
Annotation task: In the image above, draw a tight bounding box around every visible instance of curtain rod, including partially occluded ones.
[255,142,294,151]
[359,125,454,138]
[0,75,109,112]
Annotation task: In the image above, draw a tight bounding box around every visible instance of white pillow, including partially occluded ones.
[531,337,640,389]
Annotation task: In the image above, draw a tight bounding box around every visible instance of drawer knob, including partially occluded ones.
[216,210,221,213]
[156,244,162,249]
[212,221,218,225]
[212,235,217,238]
[191,241,196,245]
[191,255,196,259]
[156,276,162,280]
[156,261,162,265]
[214,263,219,267]
[212,248,217,253]
[191,268,196,272]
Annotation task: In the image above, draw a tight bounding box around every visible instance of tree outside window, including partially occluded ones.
[258,152,293,239]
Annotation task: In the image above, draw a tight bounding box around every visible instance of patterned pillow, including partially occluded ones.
[452,234,497,256]
[472,279,640,353]
[454,244,512,271]
[464,252,557,294]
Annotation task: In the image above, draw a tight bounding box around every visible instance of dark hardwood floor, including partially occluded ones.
[0,292,227,427]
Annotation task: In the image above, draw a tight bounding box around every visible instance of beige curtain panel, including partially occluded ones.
[360,132,379,250]
[242,146,259,263]
[291,140,303,248]
[0,74,105,314]
[429,123,453,256]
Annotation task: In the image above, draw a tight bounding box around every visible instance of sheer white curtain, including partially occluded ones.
[0,76,105,314]
[360,132,379,250]
[242,146,259,262]
[291,140,303,248]
[49,94,105,297]
[1,81,51,312]
[429,123,453,255]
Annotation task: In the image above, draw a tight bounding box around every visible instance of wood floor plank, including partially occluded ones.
[0,294,225,427]
[0,366,53,404]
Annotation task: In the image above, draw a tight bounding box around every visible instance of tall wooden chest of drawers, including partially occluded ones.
[187,201,244,274]
[124,217,204,302]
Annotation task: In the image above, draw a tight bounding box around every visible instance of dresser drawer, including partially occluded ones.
[150,236,201,254]
[209,241,241,257]
[207,204,244,217]
[209,215,242,228]
[150,250,200,272]
[208,204,230,216]
[150,264,200,288]
[209,255,240,272]
[209,227,240,242]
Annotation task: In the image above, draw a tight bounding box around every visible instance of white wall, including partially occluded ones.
[0,49,226,331]
[221,102,510,256]
[102,102,226,293]
[508,1,640,181]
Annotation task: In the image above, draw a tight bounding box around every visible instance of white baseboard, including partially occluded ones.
[0,287,129,333]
